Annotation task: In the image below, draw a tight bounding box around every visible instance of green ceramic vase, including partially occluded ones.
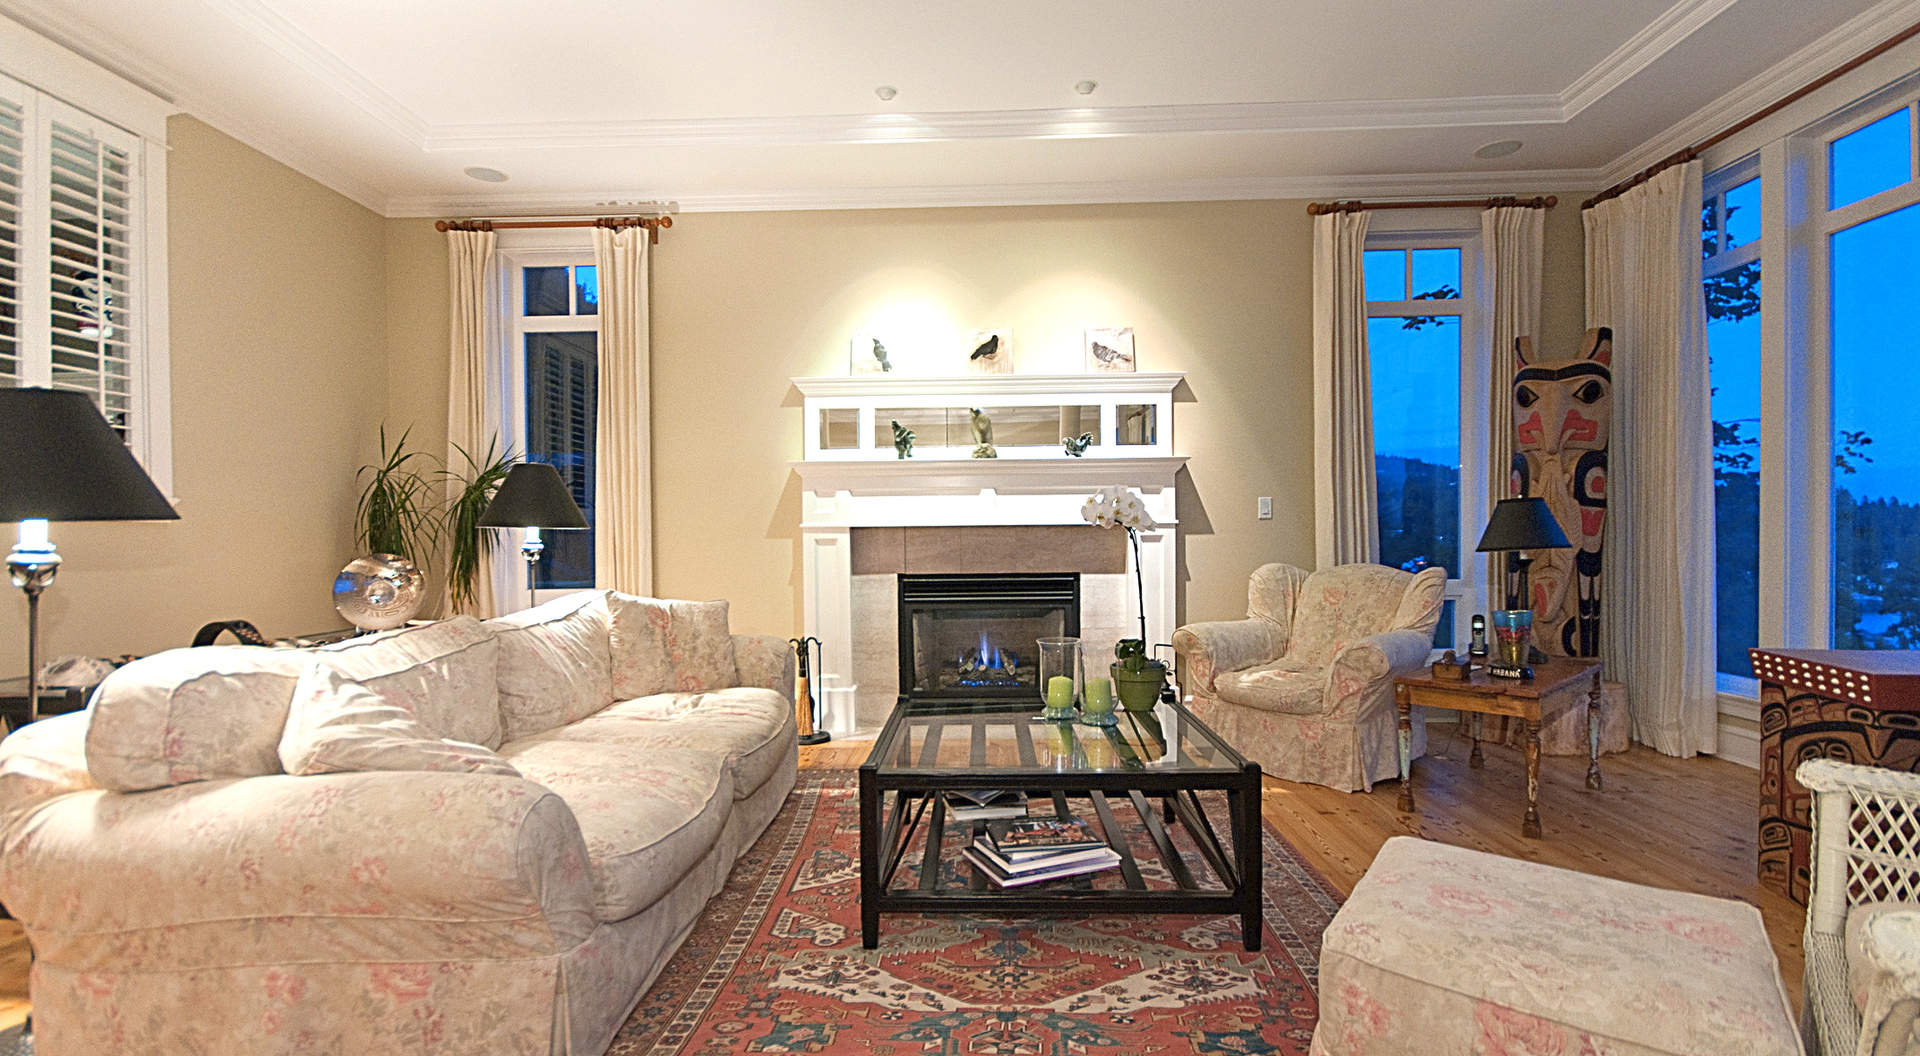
[1110,659,1168,713]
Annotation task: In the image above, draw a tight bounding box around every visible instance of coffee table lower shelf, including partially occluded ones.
[857,775,1263,951]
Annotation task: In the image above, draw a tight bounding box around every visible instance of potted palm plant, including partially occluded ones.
[355,425,440,570]
[441,438,515,615]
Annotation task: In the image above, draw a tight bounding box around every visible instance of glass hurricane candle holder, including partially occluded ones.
[1080,675,1118,727]
[1038,636,1083,721]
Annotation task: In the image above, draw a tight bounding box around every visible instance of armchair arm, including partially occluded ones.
[1798,759,1920,939]
[0,770,597,971]
[733,634,796,700]
[1323,629,1432,721]
[1173,618,1282,696]
[0,713,94,832]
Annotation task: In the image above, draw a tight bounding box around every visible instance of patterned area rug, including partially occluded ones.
[610,771,1341,1055]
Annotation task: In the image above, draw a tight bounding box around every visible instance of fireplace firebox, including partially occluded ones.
[897,573,1080,701]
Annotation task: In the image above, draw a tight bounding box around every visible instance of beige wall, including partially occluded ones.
[0,117,388,672]
[7,178,1585,675]
[651,199,1587,637]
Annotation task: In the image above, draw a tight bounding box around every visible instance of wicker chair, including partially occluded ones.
[1800,758,1920,1056]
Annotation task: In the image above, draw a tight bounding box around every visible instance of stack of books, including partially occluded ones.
[962,816,1121,887]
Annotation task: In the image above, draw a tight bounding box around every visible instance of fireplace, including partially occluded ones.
[897,573,1080,701]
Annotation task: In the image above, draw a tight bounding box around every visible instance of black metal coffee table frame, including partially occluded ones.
[857,699,1263,950]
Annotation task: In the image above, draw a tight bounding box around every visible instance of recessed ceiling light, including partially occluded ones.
[1473,140,1523,160]
[1074,80,1098,96]
[463,166,509,183]
[875,85,898,102]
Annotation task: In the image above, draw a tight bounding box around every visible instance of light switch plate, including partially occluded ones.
[1257,496,1273,520]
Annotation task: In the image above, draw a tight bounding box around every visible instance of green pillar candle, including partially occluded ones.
[1082,676,1114,715]
[1046,675,1076,707]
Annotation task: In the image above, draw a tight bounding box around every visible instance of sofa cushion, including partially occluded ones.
[535,687,794,799]
[486,590,614,741]
[315,616,503,749]
[499,737,733,922]
[1213,660,1327,715]
[278,659,521,777]
[85,645,311,792]
[609,594,737,695]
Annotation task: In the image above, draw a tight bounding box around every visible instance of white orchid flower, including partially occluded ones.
[1080,485,1156,531]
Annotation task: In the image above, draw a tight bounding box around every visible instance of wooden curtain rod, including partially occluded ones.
[435,215,674,243]
[1584,19,1920,209]
[1306,195,1556,215]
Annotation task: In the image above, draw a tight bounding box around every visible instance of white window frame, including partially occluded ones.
[1362,227,1489,654]
[499,237,599,606]
[1703,155,1765,699]
[0,47,171,495]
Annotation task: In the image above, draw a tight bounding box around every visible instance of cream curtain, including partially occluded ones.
[590,226,653,595]
[445,228,510,617]
[1481,204,1546,608]
[1584,162,1717,756]
[1312,209,1379,568]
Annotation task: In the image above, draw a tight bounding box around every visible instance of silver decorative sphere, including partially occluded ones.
[333,553,426,631]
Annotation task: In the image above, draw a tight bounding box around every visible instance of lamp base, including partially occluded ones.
[797,731,831,745]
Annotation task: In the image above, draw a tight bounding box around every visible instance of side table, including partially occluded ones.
[0,677,95,734]
[1394,657,1604,838]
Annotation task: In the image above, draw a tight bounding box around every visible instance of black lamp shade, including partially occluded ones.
[1475,496,1570,552]
[479,462,588,529]
[0,388,177,522]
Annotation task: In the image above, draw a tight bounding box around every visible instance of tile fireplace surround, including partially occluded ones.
[794,458,1185,729]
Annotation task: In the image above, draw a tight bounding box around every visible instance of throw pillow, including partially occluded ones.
[314,615,503,749]
[85,645,312,792]
[486,590,614,741]
[609,594,737,696]
[279,659,520,777]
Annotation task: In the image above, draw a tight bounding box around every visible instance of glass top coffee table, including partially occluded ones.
[857,698,1263,950]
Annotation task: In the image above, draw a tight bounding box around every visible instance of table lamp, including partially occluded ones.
[478,461,587,611]
[1474,496,1570,679]
[2,388,178,723]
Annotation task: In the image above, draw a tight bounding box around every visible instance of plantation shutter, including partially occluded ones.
[42,97,138,437]
[0,76,24,388]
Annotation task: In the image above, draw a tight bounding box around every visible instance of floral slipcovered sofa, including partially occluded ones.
[0,589,796,1056]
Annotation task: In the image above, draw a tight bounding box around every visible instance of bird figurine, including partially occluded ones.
[872,337,893,373]
[890,419,915,459]
[1089,340,1130,367]
[1061,432,1094,457]
[968,408,997,458]
[971,334,999,361]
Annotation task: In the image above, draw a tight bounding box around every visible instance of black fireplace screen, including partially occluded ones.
[897,573,1080,700]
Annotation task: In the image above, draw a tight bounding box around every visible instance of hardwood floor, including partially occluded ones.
[0,728,1801,1033]
[801,724,1806,1011]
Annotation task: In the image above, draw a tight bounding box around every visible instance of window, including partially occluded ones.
[1364,239,1482,649]
[1821,98,1920,649]
[0,69,168,489]
[508,258,599,593]
[1703,162,1763,683]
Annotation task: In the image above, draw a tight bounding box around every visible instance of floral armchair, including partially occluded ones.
[1172,562,1446,792]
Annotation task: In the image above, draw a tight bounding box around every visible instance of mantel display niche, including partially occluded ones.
[797,373,1181,463]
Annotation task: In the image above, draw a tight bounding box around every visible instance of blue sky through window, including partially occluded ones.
[1832,202,1920,504]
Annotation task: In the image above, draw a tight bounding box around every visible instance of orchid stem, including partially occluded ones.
[1129,526,1147,645]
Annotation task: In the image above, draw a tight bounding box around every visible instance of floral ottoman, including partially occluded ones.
[1310,837,1800,1056]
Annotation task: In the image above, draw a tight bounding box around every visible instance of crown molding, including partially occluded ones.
[424,95,1567,152]
[197,0,428,146]
[1600,0,1920,185]
[1559,0,1743,120]
[385,168,1607,218]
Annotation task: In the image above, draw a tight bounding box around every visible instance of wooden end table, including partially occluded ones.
[1394,657,1604,839]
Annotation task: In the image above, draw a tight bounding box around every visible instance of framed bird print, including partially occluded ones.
[964,329,1013,375]
[1085,327,1136,373]
[850,334,895,375]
